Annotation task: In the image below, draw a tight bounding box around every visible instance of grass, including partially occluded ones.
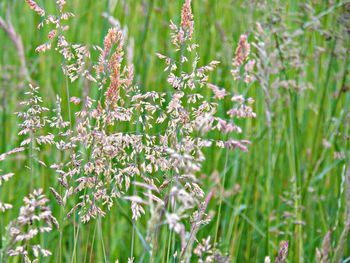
[0,0,349,262]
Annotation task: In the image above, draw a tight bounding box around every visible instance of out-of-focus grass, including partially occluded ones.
[0,0,349,262]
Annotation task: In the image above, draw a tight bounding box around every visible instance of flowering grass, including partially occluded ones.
[0,0,349,262]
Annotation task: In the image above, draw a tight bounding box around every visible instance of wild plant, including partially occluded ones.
[15,85,55,190]
[250,1,350,261]
[0,0,348,262]
[0,82,59,262]
[0,9,29,81]
[0,148,25,213]
[0,145,56,263]
[264,240,289,263]
[21,0,254,261]
[147,1,255,260]
[2,189,58,263]
[193,236,231,263]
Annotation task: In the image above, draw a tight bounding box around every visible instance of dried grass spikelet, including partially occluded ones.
[98,28,123,77]
[106,63,121,104]
[56,0,66,12]
[233,34,250,67]
[316,231,331,263]
[35,42,51,53]
[4,189,58,262]
[106,36,124,104]
[207,83,227,100]
[100,28,134,107]
[275,240,290,263]
[170,0,195,48]
[180,0,194,41]
[231,34,255,82]
[48,29,57,39]
[180,191,213,261]
[0,147,25,162]
[193,235,231,262]
[25,0,45,17]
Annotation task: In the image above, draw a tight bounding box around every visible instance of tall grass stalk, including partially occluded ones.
[214,148,229,245]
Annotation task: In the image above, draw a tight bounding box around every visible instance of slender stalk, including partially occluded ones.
[98,216,107,262]
[30,130,34,191]
[181,191,213,262]
[310,37,336,166]
[334,96,350,261]
[83,222,92,263]
[274,31,302,262]
[166,229,173,263]
[53,2,76,261]
[88,221,98,263]
[71,224,80,263]
[131,156,137,259]
[0,12,29,81]
[214,148,229,244]
[265,108,272,256]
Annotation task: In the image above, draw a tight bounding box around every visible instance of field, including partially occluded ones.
[0,0,349,262]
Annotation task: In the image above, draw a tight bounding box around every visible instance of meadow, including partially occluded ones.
[0,0,349,262]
